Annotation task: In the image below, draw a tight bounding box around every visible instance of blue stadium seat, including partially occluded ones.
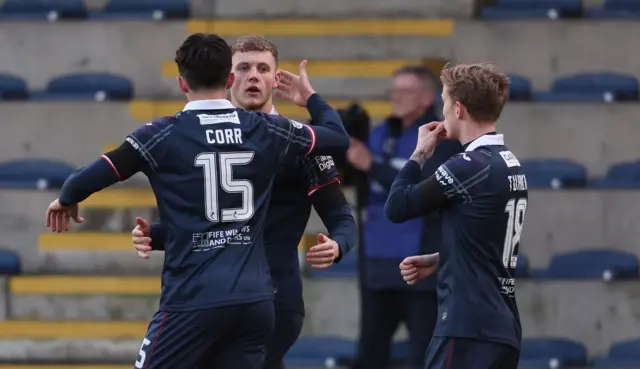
[30,73,133,101]
[515,253,529,278]
[534,73,639,102]
[534,250,639,280]
[519,159,588,189]
[0,250,20,275]
[90,0,189,20]
[520,338,588,368]
[307,248,358,278]
[590,161,640,189]
[284,336,356,367]
[0,0,86,20]
[0,74,28,100]
[594,338,640,368]
[0,159,75,189]
[390,340,410,367]
[507,74,532,101]
[480,0,582,19]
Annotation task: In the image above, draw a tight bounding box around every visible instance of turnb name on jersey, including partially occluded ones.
[507,174,527,192]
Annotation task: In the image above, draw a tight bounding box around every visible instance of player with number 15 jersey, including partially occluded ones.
[44,33,349,369]
[385,63,527,369]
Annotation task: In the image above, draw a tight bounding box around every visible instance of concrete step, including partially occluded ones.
[0,339,138,362]
[9,295,158,321]
[35,252,164,274]
[193,0,474,18]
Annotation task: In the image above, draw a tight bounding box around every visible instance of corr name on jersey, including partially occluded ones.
[206,128,243,145]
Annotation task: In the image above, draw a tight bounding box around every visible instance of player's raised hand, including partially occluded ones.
[132,217,152,259]
[45,198,84,233]
[414,122,447,161]
[399,253,440,285]
[306,233,340,269]
[275,60,317,107]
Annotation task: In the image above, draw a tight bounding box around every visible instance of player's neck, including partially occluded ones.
[459,121,497,146]
[186,90,228,102]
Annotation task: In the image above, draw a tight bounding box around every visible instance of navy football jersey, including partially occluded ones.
[433,134,527,349]
[123,98,347,311]
[265,154,340,313]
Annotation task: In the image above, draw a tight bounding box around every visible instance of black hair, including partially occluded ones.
[175,33,232,91]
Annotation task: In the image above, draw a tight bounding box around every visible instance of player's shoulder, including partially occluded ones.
[129,116,176,140]
[439,150,491,178]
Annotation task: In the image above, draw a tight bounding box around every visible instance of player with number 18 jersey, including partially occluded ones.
[385,63,527,369]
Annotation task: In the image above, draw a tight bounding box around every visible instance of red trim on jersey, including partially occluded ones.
[304,125,316,155]
[101,155,121,181]
[445,338,455,369]
[144,312,168,369]
[307,178,340,197]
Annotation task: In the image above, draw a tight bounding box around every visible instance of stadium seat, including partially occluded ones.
[533,250,639,280]
[0,159,75,189]
[30,73,133,101]
[307,248,358,278]
[586,0,640,19]
[0,0,86,20]
[284,336,356,367]
[507,74,533,101]
[480,0,582,19]
[519,159,588,189]
[390,340,410,366]
[594,338,640,368]
[534,73,639,102]
[90,0,189,20]
[590,161,640,189]
[0,249,20,275]
[520,338,589,368]
[0,73,28,100]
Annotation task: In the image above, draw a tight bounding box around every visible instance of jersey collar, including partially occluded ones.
[465,133,504,152]
[183,99,235,111]
[270,106,278,115]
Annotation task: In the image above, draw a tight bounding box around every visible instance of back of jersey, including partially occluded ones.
[128,99,319,311]
[434,133,527,350]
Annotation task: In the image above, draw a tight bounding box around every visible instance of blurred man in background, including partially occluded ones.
[347,66,462,369]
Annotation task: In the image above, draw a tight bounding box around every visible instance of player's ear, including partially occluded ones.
[226,73,235,89]
[177,76,189,94]
[273,70,282,89]
[455,101,464,119]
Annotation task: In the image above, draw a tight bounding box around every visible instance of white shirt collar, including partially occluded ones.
[465,134,505,152]
[183,99,235,111]
[270,106,278,115]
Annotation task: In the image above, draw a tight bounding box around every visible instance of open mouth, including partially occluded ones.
[246,86,261,94]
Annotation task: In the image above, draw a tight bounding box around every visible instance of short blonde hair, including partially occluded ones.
[440,63,509,122]
[229,35,278,65]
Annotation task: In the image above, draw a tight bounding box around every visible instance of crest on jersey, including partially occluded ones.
[289,119,304,129]
[499,151,521,167]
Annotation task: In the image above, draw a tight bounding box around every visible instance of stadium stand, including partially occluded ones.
[0,0,639,367]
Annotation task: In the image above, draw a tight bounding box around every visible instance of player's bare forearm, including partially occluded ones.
[58,158,120,207]
[305,93,349,155]
[311,183,357,262]
[385,160,447,223]
[149,220,167,251]
[410,149,430,169]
